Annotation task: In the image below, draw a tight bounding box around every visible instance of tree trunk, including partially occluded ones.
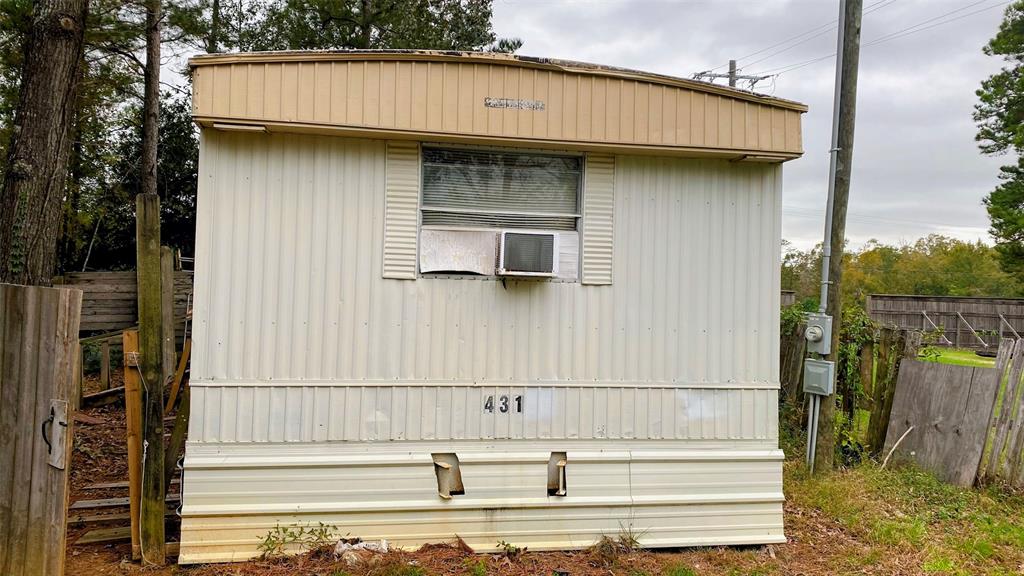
[141,0,160,200]
[0,0,88,286]
[208,0,220,53]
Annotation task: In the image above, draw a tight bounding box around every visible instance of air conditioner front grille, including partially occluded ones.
[502,232,555,274]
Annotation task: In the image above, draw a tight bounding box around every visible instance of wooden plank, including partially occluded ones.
[74,526,131,545]
[69,493,180,511]
[985,339,1024,481]
[136,193,166,563]
[160,247,176,388]
[100,340,110,390]
[164,339,190,413]
[82,478,179,491]
[164,385,190,488]
[0,284,81,576]
[81,386,124,409]
[69,509,177,526]
[68,512,131,525]
[884,360,1001,486]
[123,330,142,560]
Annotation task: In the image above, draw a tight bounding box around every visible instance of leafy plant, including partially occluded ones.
[464,558,487,576]
[496,540,525,559]
[257,522,340,558]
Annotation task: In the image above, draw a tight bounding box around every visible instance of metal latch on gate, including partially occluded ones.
[41,399,69,470]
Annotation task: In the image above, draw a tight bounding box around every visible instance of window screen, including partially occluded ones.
[421,148,581,231]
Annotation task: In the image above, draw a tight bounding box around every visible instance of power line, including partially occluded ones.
[747,0,1010,78]
[738,0,898,70]
[702,0,897,74]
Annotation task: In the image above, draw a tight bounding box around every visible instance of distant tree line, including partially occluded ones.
[782,234,1024,309]
[0,0,519,276]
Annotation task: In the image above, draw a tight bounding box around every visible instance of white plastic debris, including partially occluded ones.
[334,538,389,559]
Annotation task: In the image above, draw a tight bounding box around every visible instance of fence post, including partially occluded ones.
[136,193,165,563]
[100,339,110,390]
[123,330,142,560]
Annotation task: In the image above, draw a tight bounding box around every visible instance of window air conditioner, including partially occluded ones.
[497,231,559,277]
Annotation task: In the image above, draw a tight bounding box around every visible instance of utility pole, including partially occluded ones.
[813,0,863,474]
[692,60,771,89]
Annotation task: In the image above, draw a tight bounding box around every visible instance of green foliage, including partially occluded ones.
[1,0,520,274]
[783,235,1024,306]
[496,540,525,559]
[257,522,339,558]
[976,1,1024,155]
[250,0,519,52]
[463,558,487,576]
[974,3,1024,281]
[662,565,697,576]
[779,304,806,334]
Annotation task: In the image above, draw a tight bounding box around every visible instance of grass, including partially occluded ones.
[925,347,996,368]
[785,461,1024,575]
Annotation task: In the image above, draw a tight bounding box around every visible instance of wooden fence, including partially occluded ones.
[867,294,1024,349]
[884,338,1024,488]
[58,271,193,395]
[55,271,193,334]
[0,283,82,576]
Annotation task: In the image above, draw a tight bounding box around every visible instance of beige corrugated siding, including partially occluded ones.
[581,154,615,285]
[182,129,787,564]
[192,55,803,158]
[382,141,420,279]
[191,132,781,386]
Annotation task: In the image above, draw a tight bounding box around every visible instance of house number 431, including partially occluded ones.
[483,395,523,413]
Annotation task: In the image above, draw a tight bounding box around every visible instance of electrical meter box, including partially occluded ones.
[803,358,835,396]
[804,312,833,355]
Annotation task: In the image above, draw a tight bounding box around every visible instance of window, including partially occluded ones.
[421,147,582,231]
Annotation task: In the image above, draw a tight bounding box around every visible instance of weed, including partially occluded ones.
[496,540,525,560]
[588,527,646,567]
[463,558,487,576]
[257,522,340,558]
[662,564,697,576]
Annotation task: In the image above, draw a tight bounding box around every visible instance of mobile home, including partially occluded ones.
[181,50,806,563]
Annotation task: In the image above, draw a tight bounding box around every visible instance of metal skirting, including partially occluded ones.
[178,444,784,564]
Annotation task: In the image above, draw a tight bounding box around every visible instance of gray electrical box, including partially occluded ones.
[803,358,835,396]
[804,312,833,355]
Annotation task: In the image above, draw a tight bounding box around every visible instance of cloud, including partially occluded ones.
[492,0,1011,250]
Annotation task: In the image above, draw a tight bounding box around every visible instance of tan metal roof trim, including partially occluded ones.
[191,50,805,158]
[189,49,807,112]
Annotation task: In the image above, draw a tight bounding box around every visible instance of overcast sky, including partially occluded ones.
[491,0,1011,250]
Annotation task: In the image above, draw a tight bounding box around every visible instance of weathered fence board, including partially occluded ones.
[0,283,82,576]
[883,359,1002,486]
[868,294,1024,349]
[866,328,920,455]
[55,271,192,333]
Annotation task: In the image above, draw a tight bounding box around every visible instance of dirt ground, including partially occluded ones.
[64,395,1022,576]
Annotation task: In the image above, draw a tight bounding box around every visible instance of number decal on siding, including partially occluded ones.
[483,395,523,413]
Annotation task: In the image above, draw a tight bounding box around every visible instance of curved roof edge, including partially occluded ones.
[189,49,807,113]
